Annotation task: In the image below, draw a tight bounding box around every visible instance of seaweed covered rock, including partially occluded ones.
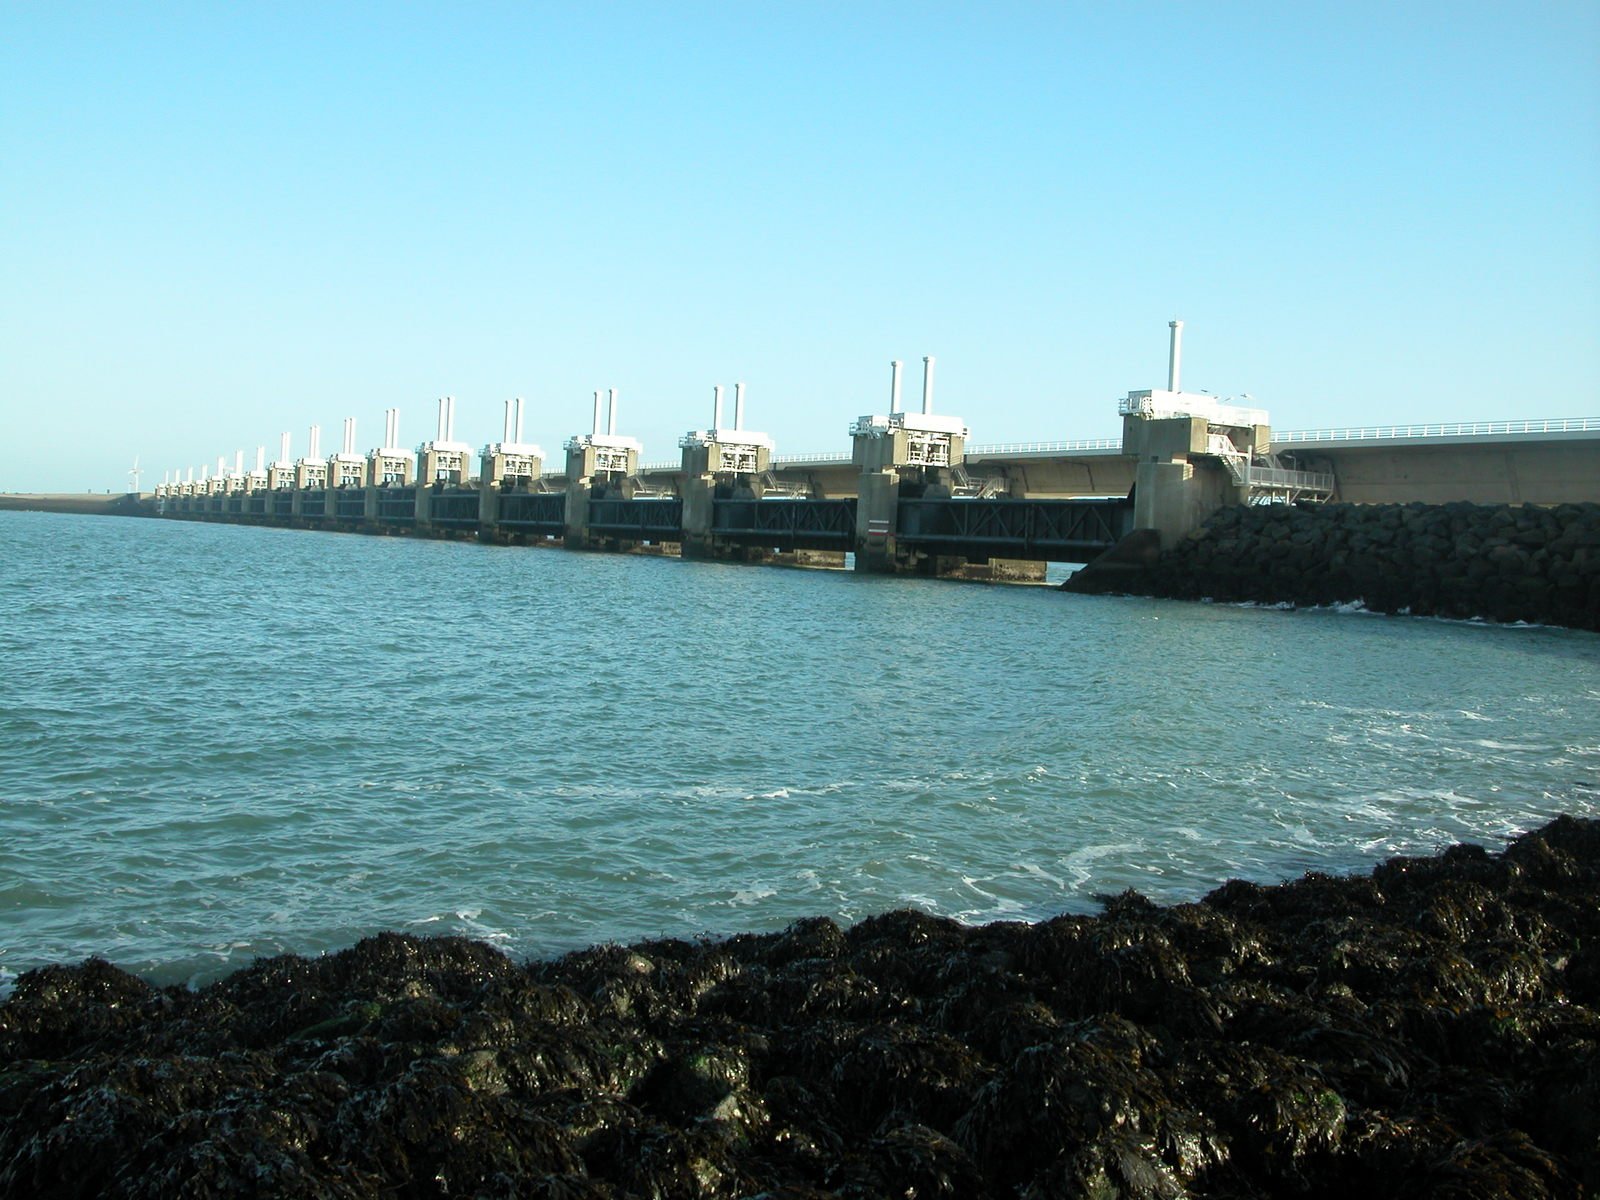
[1067,500,1600,631]
[3,817,1598,1196]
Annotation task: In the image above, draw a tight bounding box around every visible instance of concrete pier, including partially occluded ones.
[679,384,776,562]
[850,357,971,575]
[563,436,642,550]
[478,399,544,529]
[365,409,416,524]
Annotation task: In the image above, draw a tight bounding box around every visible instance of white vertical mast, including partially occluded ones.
[1168,319,1184,392]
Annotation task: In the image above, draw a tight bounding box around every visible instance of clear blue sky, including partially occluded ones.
[3,2,1596,491]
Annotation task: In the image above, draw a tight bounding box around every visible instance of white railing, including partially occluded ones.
[1247,466,1336,492]
[767,440,1124,464]
[637,418,1598,474]
[968,438,1123,456]
[1275,417,1600,443]
[772,451,853,465]
[641,450,856,471]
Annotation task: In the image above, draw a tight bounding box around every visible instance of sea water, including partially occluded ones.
[1,510,1596,993]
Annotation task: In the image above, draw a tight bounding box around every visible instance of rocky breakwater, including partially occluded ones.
[1067,501,1600,631]
[3,817,1598,1197]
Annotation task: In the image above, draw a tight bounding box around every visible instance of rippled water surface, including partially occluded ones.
[2,510,1597,990]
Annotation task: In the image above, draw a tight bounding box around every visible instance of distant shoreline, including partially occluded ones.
[0,493,148,516]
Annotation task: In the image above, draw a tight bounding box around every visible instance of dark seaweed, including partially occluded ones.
[3,816,1598,1197]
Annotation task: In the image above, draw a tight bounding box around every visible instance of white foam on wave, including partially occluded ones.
[1014,861,1066,888]
[1059,841,1145,888]
[1473,738,1545,752]
[401,906,509,945]
[455,913,512,945]
[959,875,999,902]
[810,780,855,796]
[1061,841,1144,867]
[1224,600,1296,611]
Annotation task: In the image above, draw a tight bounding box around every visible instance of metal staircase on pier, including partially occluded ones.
[758,471,813,499]
[623,475,675,499]
[951,464,1003,499]
[1209,433,1336,505]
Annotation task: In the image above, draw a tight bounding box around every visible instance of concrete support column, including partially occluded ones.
[476,448,543,534]
[679,469,715,559]
[479,476,500,527]
[1134,459,1235,548]
[679,439,714,559]
[563,485,590,548]
[1121,414,1242,548]
[563,445,593,549]
[679,421,773,560]
[854,469,901,573]
[561,438,639,549]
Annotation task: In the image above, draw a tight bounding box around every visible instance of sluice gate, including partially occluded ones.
[427,488,480,528]
[587,497,683,542]
[497,491,565,536]
[375,488,416,524]
[895,497,1133,562]
[711,498,857,552]
[333,489,366,522]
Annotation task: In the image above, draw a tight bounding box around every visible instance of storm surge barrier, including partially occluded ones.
[142,341,1600,582]
[155,483,1133,581]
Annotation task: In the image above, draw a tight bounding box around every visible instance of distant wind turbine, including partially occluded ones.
[128,456,142,493]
